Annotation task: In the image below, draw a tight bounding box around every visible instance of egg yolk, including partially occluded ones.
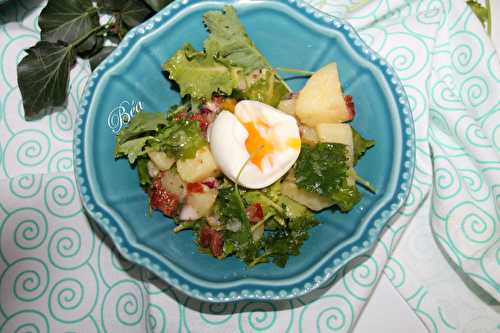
[287,138,301,149]
[243,121,274,170]
[242,121,301,170]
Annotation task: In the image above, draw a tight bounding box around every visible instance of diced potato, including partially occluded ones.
[147,161,160,178]
[277,98,297,116]
[282,181,332,211]
[179,205,199,220]
[148,151,175,171]
[186,188,218,217]
[315,123,352,145]
[301,125,319,145]
[315,123,354,167]
[251,222,265,241]
[176,147,220,183]
[160,169,186,201]
[295,63,353,126]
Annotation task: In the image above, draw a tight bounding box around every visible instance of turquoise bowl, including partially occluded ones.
[74,0,415,302]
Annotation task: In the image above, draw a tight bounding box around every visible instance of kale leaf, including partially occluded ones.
[156,119,207,160]
[115,136,154,163]
[263,207,318,267]
[136,157,152,187]
[116,111,168,144]
[352,128,375,165]
[241,69,289,107]
[263,225,310,267]
[215,186,259,264]
[162,43,238,99]
[114,111,206,162]
[241,182,320,266]
[162,6,290,101]
[203,6,271,74]
[295,143,361,212]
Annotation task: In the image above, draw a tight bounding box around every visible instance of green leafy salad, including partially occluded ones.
[114,6,375,267]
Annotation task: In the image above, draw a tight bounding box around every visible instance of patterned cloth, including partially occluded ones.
[0,0,498,332]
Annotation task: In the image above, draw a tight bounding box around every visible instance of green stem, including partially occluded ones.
[248,252,271,267]
[355,174,376,193]
[234,145,266,212]
[486,0,491,35]
[274,216,285,226]
[259,195,284,214]
[69,18,114,49]
[250,213,274,233]
[276,67,315,76]
[174,220,196,232]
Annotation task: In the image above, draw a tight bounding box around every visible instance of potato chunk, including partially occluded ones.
[295,63,353,126]
[315,123,352,145]
[148,151,175,171]
[160,169,186,201]
[277,98,297,116]
[282,181,332,211]
[176,147,220,183]
[187,188,218,217]
[300,125,319,145]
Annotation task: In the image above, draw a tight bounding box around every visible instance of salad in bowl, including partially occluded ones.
[115,6,375,268]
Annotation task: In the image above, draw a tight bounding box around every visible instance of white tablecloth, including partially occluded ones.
[0,0,498,332]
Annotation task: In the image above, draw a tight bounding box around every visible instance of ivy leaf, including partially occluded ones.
[466,0,489,26]
[39,0,100,54]
[96,0,121,11]
[98,0,154,28]
[78,35,105,60]
[17,41,76,120]
[89,46,116,70]
[143,0,174,12]
[120,0,154,27]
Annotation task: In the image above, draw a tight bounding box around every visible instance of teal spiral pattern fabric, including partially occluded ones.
[0,0,498,332]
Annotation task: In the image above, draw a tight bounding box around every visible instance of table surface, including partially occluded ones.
[355,1,499,331]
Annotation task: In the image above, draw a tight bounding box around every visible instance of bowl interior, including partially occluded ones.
[84,1,401,287]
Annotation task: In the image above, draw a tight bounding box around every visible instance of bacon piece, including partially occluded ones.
[174,111,188,121]
[202,178,218,189]
[209,231,224,257]
[211,95,224,105]
[199,224,212,248]
[149,178,179,217]
[199,224,224,257]
[187,182,204,194]
[344,95,355,118]
[245,203,264,224]
[189,113,210,132]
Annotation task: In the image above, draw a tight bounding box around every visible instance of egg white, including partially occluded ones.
[209,100,301,189]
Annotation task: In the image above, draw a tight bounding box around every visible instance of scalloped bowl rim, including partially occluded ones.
[74,0,416,302]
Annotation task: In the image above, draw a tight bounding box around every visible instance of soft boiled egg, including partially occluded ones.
[209,100,301,189]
